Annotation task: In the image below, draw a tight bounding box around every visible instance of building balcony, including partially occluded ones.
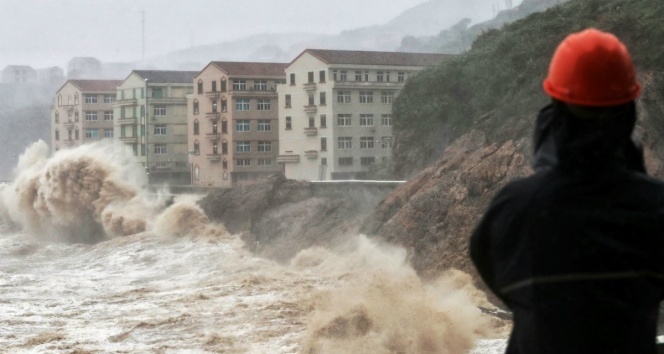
[206,133,220,141]
[63,104,76,111]
[205,111,220,120]
[118,136,138,143]
[304,105,317,114]
[206,153,221,161]
[116,117,138,125]
[63,120,75,128]
[304,127,318,136]
[304,150,318,158]
[114,98,137,106]
[303,82,317,91]
[277,154,300,163]
[205,91,220,99]
[148,97,187,105]
[63,139,76,147]
[229,88,277,97]
[333,81,405,89]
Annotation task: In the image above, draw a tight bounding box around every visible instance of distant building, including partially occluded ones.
[67,57,102,79]
[37,67,65,85]
[1,65,37,83]
[188,61,287,188]
[51,79,123,153]
[278,49,451,181]
[114,70,197,185]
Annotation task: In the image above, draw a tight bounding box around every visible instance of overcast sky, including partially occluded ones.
[0,0,522,69]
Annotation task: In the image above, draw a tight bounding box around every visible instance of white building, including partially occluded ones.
[277,49,451,181]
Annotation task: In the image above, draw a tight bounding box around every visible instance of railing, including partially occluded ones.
[118,136,138,143]
[116,117,138,125]
[304,127,318,136]
[206,154,221,161]
[304,150,318,158]
[304,105,317,114]
[277,154,300,163]
[206,133,220,141]
[303,82,317,91]
[205,112,220,119]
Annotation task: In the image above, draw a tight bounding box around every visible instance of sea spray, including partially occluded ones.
[0,140,163,242]
[293,236,498,354]
[153,195,230,242]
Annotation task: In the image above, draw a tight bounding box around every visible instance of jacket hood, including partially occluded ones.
[532,101,645,173]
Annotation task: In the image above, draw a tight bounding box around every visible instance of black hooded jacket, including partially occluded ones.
[470,102,664,354]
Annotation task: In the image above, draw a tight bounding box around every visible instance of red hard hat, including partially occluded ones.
[543,28,641,106]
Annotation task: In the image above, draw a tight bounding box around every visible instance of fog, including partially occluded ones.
[0,0,523,69]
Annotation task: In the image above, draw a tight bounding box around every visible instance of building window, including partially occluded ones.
[194,165,200,180]
[337,114,351,126]
[55,112,59,123]
[84,95,97,104]
[74,93,79,105]
[154,144,167,154]
[339,70,347,81]
[285,94,292,108]
[332,70,338,81]
[338,137,352,149]
[75,111,79,122]
[355,71,363,81]
[104,94,114,103]
[257,141,271,152]
[257,99,271,111]
[385,72,391,82]
[212,141,219,154]
[360,114,374,126]
[222,140,228,154]
[104,111,113,120]
[154,106,166,116]
[398,72,405,82]
[308,71,314,83]
[235,98,250,111]
[381,91,395,104]
[364,71,369,81]
[152,88,164,98]
[361,157,376,166]
[154,124,166,135]
[254,80,267,91]
[290,73,295,85]
[85,111,98,121]
[193,100,199,115]
[104,128,113,138]
[339,157,353,166]
[236,141,251,153]
[360,137,375,149]
[382,114,393,126]
[258,158,272,166]
[232,80,247,91]
[319,92,326,105]
[321,137,327,151]
[193,119,199,135]
[194,140,200,155]
[320,114,327,128]
[58,95,62,106]
[221,79,227,92]
[197,80,203,94]
[257,120,271,132]
[359,91,373,104]
[55,129,59,141]
[236,120,250,132]
[377,71,384,82]
[222,119,228,133]
[285,116,292,130]
[222,160,228,169]
[85,128,99,139]
[221,99,227,112]
[308,116,315,127]
[319,70,326,83]
[236,158,251,166]
[321,157,327,166]
[337,91,351,104]
[381,136,394,148]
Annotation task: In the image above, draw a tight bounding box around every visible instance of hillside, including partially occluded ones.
[391,0,664,178]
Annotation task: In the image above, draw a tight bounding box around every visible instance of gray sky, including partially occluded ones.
[0,0,522,69]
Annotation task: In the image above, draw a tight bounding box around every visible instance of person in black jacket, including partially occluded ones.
[470,28,664,353]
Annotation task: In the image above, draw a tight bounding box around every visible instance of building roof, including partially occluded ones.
[68,79,123,92]
[133,70,198,84]
[207,61,288,77]
[3,65,34,71]
[293,49,454,67]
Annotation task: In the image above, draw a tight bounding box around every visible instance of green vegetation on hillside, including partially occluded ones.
[392,0,664,177]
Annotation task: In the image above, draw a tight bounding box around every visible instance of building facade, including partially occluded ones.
[114,70,197,185]
[277,49,450,181]
[1,65,37,83]
[188,61,287,188]
[51,80,122,153]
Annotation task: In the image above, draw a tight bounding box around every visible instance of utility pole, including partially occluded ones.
[141,11,146,63]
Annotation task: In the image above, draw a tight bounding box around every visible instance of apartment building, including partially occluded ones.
[277,49,451,181]
[114,70,197,185]
[188,61,287,188]
[51,79,122,153]
[2,65,36,83]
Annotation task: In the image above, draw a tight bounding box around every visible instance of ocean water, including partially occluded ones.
[0,141,508,353]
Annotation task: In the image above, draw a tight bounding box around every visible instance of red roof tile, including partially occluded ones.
[295,49,453,67]
[69,79,123,92]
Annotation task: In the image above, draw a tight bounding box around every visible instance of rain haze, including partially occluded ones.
[0,0,521,69]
